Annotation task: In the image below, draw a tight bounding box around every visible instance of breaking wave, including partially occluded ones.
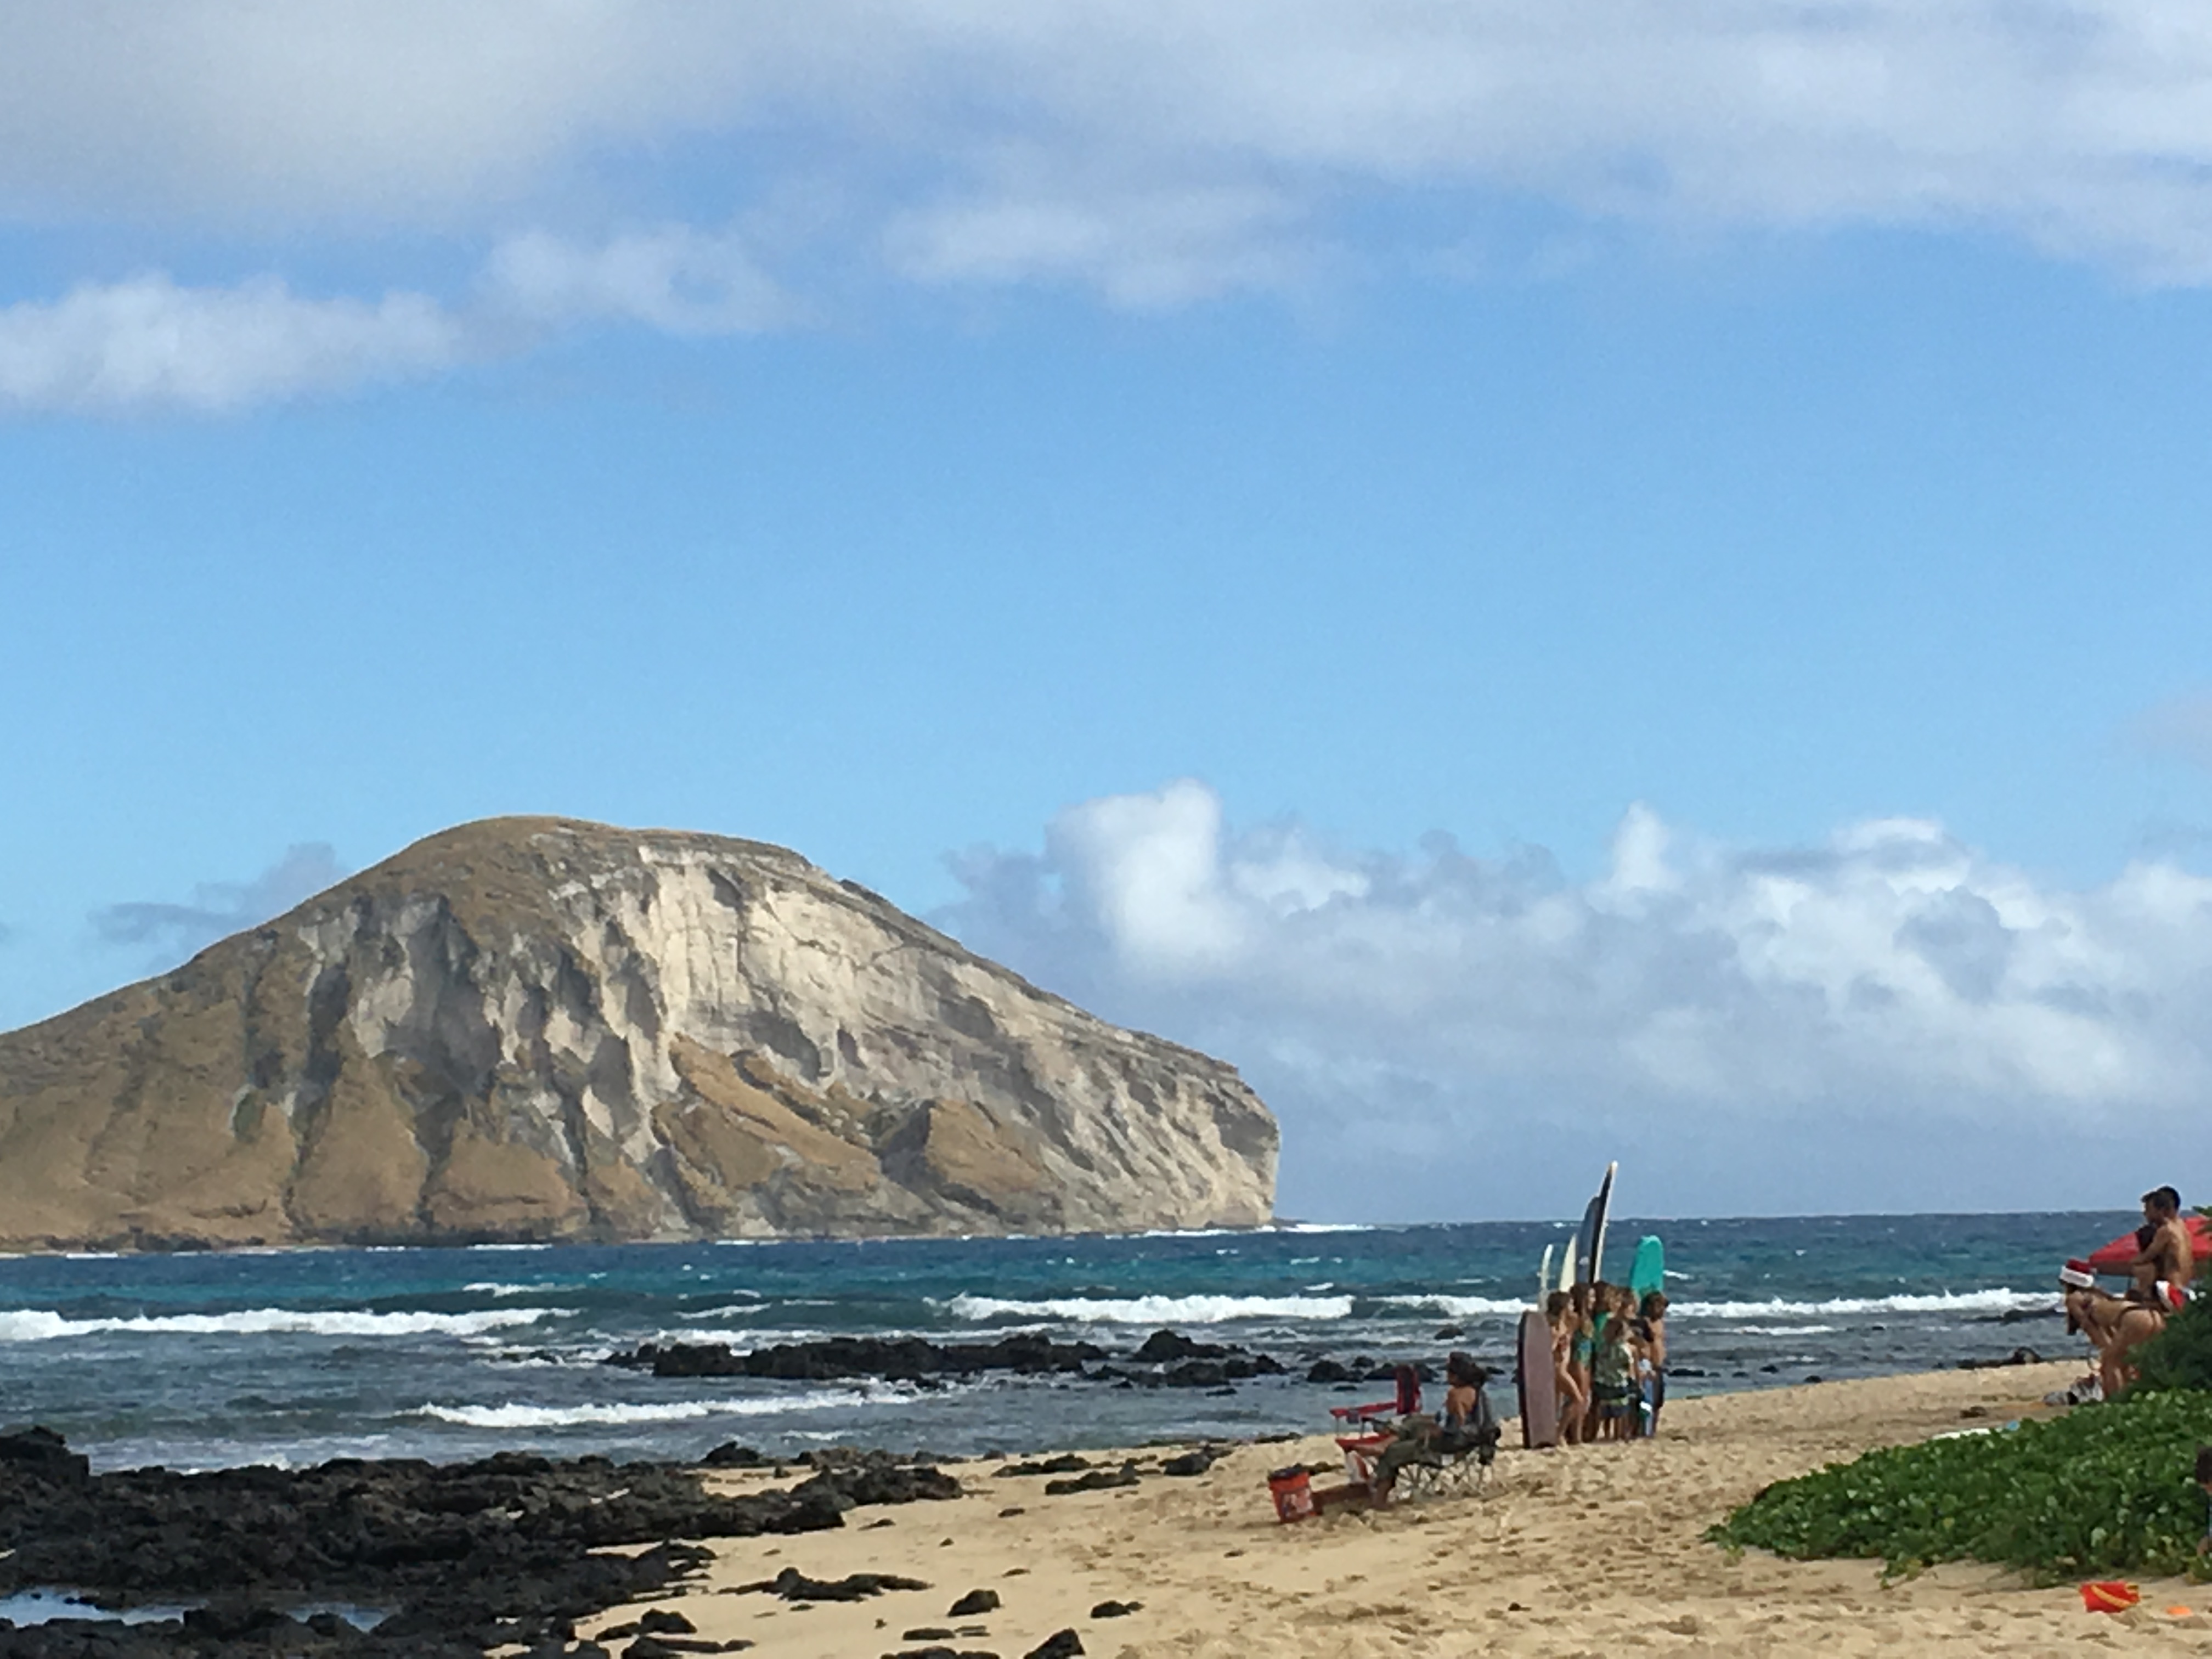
[1670,1290,2055,1319]
[411,1389,894,1429]
[0,1307,556,1343]
[945,1292,1355,1324]
[1376,1295,1531,1318]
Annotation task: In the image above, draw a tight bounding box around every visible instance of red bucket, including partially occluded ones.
[2081,1582,2140,1613]
[1268,1466,1314,1522]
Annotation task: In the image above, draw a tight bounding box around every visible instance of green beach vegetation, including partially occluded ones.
[1710,1300,2212,1581]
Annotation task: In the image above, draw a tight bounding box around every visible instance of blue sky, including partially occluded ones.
[6,4,2212,1218]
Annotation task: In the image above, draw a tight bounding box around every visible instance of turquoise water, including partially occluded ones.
[0,1212,2122,1470]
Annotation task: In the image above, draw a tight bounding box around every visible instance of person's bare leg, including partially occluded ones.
[2068,1288,2130,1383]
[2107,1306,2165,1393]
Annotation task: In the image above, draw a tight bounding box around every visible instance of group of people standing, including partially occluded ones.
[2062,1184,2197,1397]
[1547,1280,1668,1442]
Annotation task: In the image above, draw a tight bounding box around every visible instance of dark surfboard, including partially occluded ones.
[1517,1309,1559,1449]
[1575,1160,1617,1285]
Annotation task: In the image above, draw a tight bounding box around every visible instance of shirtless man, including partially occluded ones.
[2130,1186,2195,1306]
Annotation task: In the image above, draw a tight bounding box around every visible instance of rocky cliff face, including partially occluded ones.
[0,819,1277,1250]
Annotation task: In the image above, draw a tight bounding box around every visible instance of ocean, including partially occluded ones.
[0,1211,2121,1473]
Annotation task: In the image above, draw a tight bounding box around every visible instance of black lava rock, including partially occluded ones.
[1131,1329,1231,1363]
[1957,1347,2046,1370]
[1159,1447,1225,1476]
[0,1430,936,1659]
[1043,1465,1141,1496]
[735,1567,932,1601]
[995,1454,1091,1477]
[605,1333,1105,1383]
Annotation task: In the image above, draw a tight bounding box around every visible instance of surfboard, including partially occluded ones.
[1629,1235,1665,1301]
[1558,1236,1578,1293]
[1576,1161,1617,1284]
[1516,1308,1559,1449]
[1538,1243,1556,1305]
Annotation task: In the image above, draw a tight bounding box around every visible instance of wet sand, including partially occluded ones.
[575,1360,2212,1657]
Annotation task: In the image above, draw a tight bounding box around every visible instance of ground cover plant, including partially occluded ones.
[2130,1294,2212,1395]
[1708,1390,2212,1580]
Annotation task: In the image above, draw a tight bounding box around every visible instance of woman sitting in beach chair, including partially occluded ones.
[1365,1353,1499,1501]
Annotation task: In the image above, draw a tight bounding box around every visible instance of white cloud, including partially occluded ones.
[94,844,346,966]
[482,227,794,335]
[10,4,2212,410]
[0,225,797,414]
[0,275,467,414]
[12,3,2212,291]
[941,781,2212,1219]
[15,4,2212,409]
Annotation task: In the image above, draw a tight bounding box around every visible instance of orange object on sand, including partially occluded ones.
[2166,1605,2194,1617]
[2080,1581,2140,1612]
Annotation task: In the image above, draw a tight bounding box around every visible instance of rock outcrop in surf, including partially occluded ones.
[0,817,1277,1250]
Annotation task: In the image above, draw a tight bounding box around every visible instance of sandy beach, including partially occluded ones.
[556,1361,2212,1658]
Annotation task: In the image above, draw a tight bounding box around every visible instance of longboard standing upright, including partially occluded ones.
[1575,1161,1617,1285]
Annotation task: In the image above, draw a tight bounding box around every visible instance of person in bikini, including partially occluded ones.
[1566,1283,1598,1443]
[1547,1290,1588,1446]
[2065,1187,2195,1395]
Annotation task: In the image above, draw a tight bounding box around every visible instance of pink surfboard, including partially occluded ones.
[1517,1310,1559,1449]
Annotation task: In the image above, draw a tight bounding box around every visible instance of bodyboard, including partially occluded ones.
[1629,1235,1665,1301]
[1516,1309,1559,1448]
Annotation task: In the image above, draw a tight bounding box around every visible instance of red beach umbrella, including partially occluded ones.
[2085,1214,2212,1277]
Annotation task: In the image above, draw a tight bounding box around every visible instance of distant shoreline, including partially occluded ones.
[0,1205,2139,1260]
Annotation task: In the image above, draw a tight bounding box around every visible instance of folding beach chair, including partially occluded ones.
[1328,1363,1420,1435]
[1336,1384,1500,1506]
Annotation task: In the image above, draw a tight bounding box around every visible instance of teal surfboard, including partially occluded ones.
[1629,1235,1665,1301]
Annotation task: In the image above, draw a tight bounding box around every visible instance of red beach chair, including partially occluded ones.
[1328,1365,1421,1505]
[1328,1363,1420,1435]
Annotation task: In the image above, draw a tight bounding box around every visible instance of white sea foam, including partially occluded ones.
[1671,1290,2055,1319]
[461,1283,535,1298]
[412,1387,893,1430]
[945,1292,1355,1324]
[0,1307,556,1342]
[1376,1295,1532,1318]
